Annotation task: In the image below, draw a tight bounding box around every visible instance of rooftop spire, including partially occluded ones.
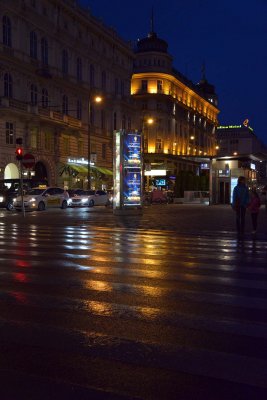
[148,6,156,37]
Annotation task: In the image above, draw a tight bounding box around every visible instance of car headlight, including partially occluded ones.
[0,196,4,202]
[29,198,36,202]
[81,198,87,203]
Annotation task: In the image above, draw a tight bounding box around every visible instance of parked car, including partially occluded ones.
[13,186,69,211]
[68,189,108,207]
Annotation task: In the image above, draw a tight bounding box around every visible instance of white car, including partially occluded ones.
[14,187,69,211]
[68,189,108,207]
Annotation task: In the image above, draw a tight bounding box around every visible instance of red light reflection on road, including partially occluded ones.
[13,272,28,283]
[15,260,30,268]
[10,291,28,304]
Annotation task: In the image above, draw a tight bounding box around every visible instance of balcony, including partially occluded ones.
[0,97,82,129]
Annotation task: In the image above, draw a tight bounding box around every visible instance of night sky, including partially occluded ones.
[80,0,267,144]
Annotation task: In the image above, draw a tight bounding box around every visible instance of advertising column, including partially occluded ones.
[113,130,143,214]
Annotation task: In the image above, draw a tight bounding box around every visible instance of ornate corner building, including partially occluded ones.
[0,0,136,188]
[131,27,220,184]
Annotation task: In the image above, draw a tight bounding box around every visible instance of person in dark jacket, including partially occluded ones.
[232,176,250,235]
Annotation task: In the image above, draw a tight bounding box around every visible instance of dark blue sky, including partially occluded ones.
[80,0,267,144]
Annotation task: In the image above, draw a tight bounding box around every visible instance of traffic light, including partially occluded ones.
[15,147,23,161]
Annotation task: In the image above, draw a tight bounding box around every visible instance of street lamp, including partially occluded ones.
[87,95,102,189]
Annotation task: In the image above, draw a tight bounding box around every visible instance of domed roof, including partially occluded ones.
[136,31,168,54]
[197,78,216,95]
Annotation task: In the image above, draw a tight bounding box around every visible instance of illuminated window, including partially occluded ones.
[155,138,163,152]
[141,80,148,91]
[157,80,163,92]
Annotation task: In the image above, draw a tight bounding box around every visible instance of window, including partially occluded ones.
[89,64,95,87]
[62,95,68,115]
[77,99,82,120]
[6,122,14,144]
[30,84,38,105]
[30,31,37,59]
[101,71,106,90]
[157,80,163,92]
[114,78,119,95]
[30,127,38,149]
[41,37,48,65]
[101,110,105,129]
[62,49,68,74]
[155,138,163,152]
[141,80,148,91]
[77,139,83,155]
[44,131,53,151]
[121,80,125,96]
[113,112,117,130]
[42,88,48,108]
[3,16,12,47]
[102,143,106,159]
[4,73,13,97]
[127,117,131,130]
[122,114,126,130]
[76,57,82,81]
[62,137,70,154]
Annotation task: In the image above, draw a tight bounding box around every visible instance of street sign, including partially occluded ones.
[22,153,35,169]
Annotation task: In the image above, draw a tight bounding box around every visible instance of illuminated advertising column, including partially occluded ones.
[113,130,143,213]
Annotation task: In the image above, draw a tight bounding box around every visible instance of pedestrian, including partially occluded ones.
[248,189,261,234]
[232,176,250,235]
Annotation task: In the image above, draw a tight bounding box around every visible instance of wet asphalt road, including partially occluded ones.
[0,204,267,399]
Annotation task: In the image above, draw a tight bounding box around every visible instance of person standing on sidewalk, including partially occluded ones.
[232,176,250,235]
[248,189,261,234]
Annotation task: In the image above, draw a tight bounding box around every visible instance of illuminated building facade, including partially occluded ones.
[131,27,219,185]
[213,124,267,203]
[0,0,135,188]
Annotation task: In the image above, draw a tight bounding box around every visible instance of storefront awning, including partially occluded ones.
[60,163,113,176]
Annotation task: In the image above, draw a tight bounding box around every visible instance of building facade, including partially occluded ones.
[213,124,267,204]
[131,28,220,188]
[0,0,136,189]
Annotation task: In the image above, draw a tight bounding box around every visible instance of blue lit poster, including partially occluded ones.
[123,167,141,206]
[122,131,142,206]
[123,132,141,165]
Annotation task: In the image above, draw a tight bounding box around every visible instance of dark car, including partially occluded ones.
[0,178,49,211]
[0,186,18,210]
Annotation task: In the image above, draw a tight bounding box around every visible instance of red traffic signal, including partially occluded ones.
[15,147,23,161]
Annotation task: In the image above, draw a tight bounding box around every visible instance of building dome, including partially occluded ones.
[136,31,168,54]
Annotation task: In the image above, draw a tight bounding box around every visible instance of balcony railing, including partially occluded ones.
[0,97,82,129]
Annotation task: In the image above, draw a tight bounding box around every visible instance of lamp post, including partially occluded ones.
[142,117,154,191]
[87,95,102,190]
